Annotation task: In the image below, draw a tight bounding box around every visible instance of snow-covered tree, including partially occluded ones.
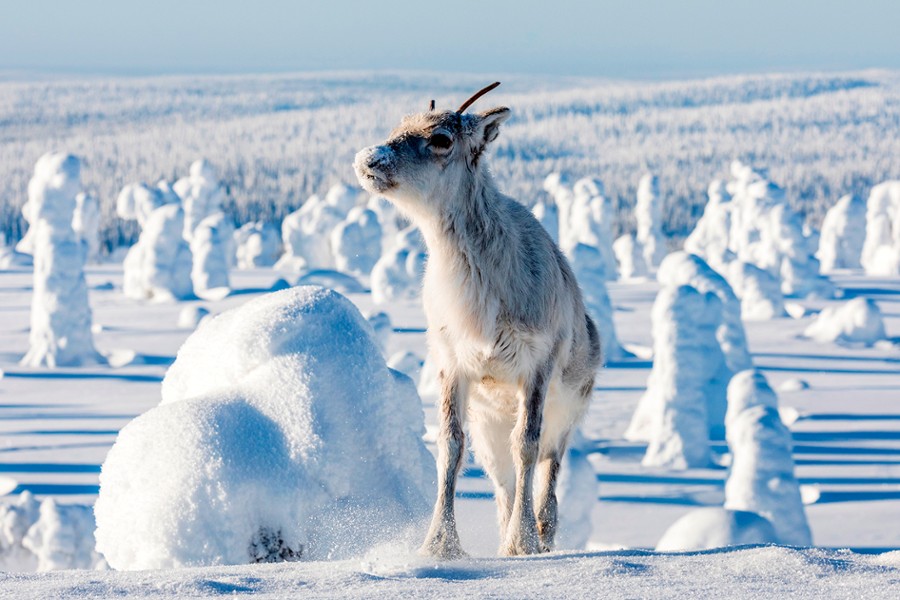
[817,194,866,272]
[635,173,666,268]
[860,181,900,276]
[21,153,102,367]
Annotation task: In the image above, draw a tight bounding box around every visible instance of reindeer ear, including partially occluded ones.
[476,107,511,146]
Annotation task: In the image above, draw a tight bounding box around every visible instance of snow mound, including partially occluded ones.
[123,204,194,301]
[370,228,426,304]
[726,261,786,320]
[567,177,617,280]
[725,372,812,547]
[778,378,810,392]
[817,194,866,272]
[295,270,365,294]
[803,297,886,345]
[387,350,423,382]
[636,173,666,268]
[683,180,734,270]
[860,181,900,276]
[331,206,382,279]
[656,508,778,552]
[190,213,232,300]
[234,222,281,269]
[0,492,104,572]
[630,284,725,468]
[568,243,626,361]
[276,194,343,272]
[555,430,597,550]
[95,287,435,570]
[173,159,226,242]
[365,311,392,356]
[613,234,649,280]
[73,193,100,263]
[177,305,210,329]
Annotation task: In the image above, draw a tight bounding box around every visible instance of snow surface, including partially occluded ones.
[803,297,887,345]
[655,508,777,552]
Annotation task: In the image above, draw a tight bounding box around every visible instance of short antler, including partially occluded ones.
[429,99,435,111]
[457,82,501,114]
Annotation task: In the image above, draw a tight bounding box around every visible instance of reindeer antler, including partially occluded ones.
[457,82,501,114]
[429,99,435,111]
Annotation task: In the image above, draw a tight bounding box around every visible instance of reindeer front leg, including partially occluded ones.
[421,370,469,559]
[501,362,551,556]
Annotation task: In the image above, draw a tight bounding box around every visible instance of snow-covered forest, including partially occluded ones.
[1,70,899,252]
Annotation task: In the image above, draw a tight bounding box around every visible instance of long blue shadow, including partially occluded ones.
[0,463,101,474]
[757,365,900,375]
[802,413,900,422]
[11,483,100,495]
[4,429,119,436]
[3,371,163,383]
[393,327,427,334]
[455,491,494,500]
[599,495,706,506]
[815,490,900,503]
[795,458,900,466]
[0,413,136,420]
[792,431,900,442]
[606,360,653,370]
[840,287,900,298]
[0,441,112,454]
[594,473,900,486]
[712,442,900,456]
[595,386,647,392]
[754,352,900,365]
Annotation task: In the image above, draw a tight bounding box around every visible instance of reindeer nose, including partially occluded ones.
[365,145,392,169]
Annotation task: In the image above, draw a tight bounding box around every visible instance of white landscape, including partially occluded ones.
[0,70,899,598]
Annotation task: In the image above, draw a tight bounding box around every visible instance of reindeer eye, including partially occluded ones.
[428,132,453,150]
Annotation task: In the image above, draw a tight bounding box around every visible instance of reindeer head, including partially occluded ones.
[354,83,510,219]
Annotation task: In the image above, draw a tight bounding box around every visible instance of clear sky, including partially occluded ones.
[1,0,898,79]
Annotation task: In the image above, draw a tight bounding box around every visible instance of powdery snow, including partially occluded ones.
[331,206,382,279]
[189,213,232,300]
[2,546,894,599]
[94,286,435,570]
[568,243,626,361]
[234,222,281,269]
[860,180,900,276]
[122,204,194,301]
[370,228,426,305]
[635,173,667,268]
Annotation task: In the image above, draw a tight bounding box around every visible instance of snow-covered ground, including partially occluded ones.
[0,263,898,594]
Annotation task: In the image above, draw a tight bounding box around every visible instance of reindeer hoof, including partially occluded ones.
[420,528,467,560]
[500,527,542,556]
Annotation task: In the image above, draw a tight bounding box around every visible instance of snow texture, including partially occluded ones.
[20,152,102,367]
[724,371,812,547]
[370,227,426,305]
[635,173,667,268]
[276,194,341,272]
[555,430,597,550]
[860,180,900,276]
[817,194,866,272]
[331,206,382,279]
[803,297,887,345]
[234,221,281,269]
[1,546,897,599]
[177,305,210,329]
[725,260,786,320]
[568,177,618,280]
[655,508,778,552]
[0,492,104,572]
[94,286,435,570]
[365,310,392,357]
[567,243,625,361]
[122,204,194,301]
[629,285,724,468]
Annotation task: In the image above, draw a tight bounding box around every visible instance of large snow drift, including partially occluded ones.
[803,297,887,345]
[94,286,435,570]
[655,508,778,552]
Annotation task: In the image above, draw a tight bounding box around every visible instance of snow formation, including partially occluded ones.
[365,310,392,357]
[0,492,104,572]
[277,195,341,272]
[817,194,866,272]
[122,203,194,301]
[683,180,734,270]
[613,234,649,280]
[568,243,625,360]
[555,430,597,550]
[234,221,281,268]
[567,177,618,279]
[724,370,812,547]
[370,227,426,305]
[655,508,778,552]
[72,193,100,263]
[331,206,382,279]
[725,261,786,321]
[635,173,666,268]
[20,152,102,367]
[860,180,900,275]
[189,213,232,300]
[629,284,725,468]
[803,297,886,345]
[94,286,435,570]
[173,159,227,242]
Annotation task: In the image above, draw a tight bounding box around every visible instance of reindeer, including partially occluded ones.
[354,83,601,558]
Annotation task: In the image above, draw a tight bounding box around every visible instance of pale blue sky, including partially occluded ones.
[1,0,898,79]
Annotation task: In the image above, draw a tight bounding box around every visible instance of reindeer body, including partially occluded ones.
[355,88,601,557]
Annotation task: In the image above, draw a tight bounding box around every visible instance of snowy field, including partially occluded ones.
[1,70,900,597]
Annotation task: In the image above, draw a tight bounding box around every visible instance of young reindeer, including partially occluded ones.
[354,83,601,558]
